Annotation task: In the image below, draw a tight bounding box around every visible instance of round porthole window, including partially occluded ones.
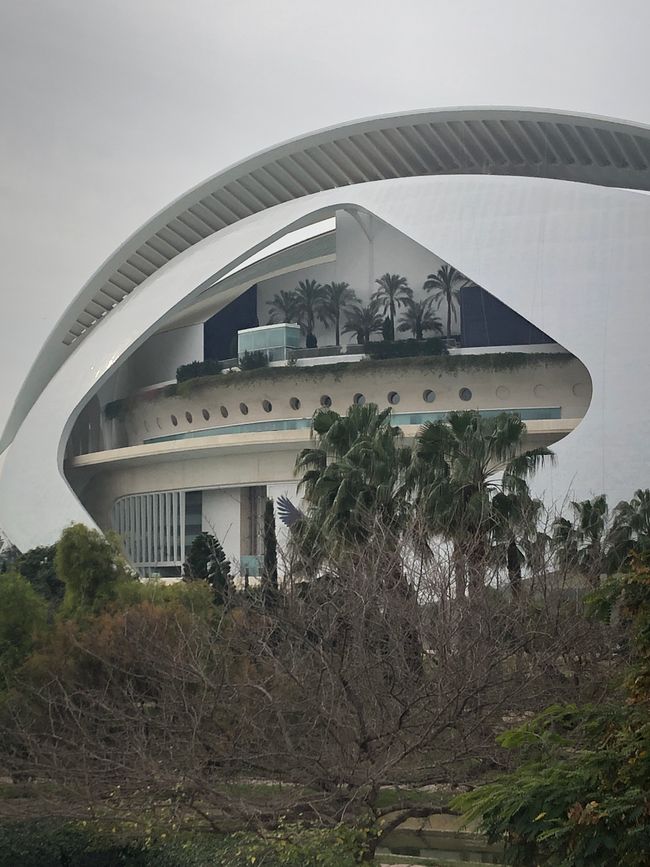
[353,393,366,406]
[459,387,472,402]
[387,391,400,406]
[262,399,272,413]
[496,385,510,400]
[240,402,249,415]
[202,408,210,421]
[320,395,332,407]
[185,411,193,423]
[171,414,178,426]
[423,389,436,403]
[220,406,228,418]
[290,397,301,411]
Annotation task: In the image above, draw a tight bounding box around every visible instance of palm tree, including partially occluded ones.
[552,495,610,585]
[409,411,552,596]
[611,489,650,557]
[296,403,410,547]
[266,289,297,324]
[423,265,472,338]
[397,297,443,340]
[373,273,412,340]
[320,282,358,346]
[292,279,326,347]
[343,299,384,345]
[295,403,421,669]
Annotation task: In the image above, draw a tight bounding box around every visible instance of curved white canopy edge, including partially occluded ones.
[5,105,650,453]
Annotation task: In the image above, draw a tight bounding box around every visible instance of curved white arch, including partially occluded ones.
[3,174,650,549]
[6,105,650,453]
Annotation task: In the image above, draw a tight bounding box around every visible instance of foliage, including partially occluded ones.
[373,273,412,339]
[238,349,269,370]
[267,288,298,324]
[176,358,223,383]
[292,279,326,345]
[113,576,216,615]
[0,820,152,867]
[343,299,384,345]
[184,532,231,604]
[0,820,367,867]
[159,350,570,397]
[424,265,472,338]
[13,544,63,608]
[320,281,359,346]
[397,297,443,340]
[409,410,552,595]
[0,572,47,674]
[365,336,446,359]
[552,490,650,584]
[186,823,369,866]
[453,561,650,866]
[295,403,411,554]
[55,524,133,617]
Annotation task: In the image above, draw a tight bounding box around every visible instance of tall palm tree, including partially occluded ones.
[266,289,298,324]
[373,273,412,340]
[611,489,650,558]
[343,299,384,345]
[320,282,358,346]
[295,403,421,670]
[409,411,552,596]
[423,265,472,338]
[296,403,410,548]
[292,279,326,347]
[552,495,610,585]
[397,297,443,340]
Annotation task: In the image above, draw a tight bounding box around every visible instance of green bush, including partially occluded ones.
[55,524,135,617]
[0,821,149,867]
[0,572,48,673]
[177,359,223,383]
[366,336,446,359]
[113,576,215,615]
[239,349,269,370]
[0,821,368,867]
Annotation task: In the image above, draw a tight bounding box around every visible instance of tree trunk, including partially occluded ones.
[507,540,523,598]
[447,291,452,337]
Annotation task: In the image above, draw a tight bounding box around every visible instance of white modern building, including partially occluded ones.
[2,107,650,575]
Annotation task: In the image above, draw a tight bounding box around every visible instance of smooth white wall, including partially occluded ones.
[5,177,650,550]
[116,324,203,395]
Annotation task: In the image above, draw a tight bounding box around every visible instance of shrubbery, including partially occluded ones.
[238,349,269,370]
[176,358,223,383]
[0,572,47,673]
[454,563,650,866]
[0,821,366,867]
[365,335,446,359]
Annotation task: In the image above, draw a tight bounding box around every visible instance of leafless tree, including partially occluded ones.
[0,511,623,859]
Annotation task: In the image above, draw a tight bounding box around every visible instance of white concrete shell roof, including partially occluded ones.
[4,106,650,549]
[6,106,650,453]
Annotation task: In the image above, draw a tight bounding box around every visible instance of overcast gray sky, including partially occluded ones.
[1,0,650,437]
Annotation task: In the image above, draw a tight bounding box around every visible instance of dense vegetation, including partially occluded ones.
[1,406,647,865]
[267,267,463,347]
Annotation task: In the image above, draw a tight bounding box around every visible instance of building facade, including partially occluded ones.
[2,107,650,574]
